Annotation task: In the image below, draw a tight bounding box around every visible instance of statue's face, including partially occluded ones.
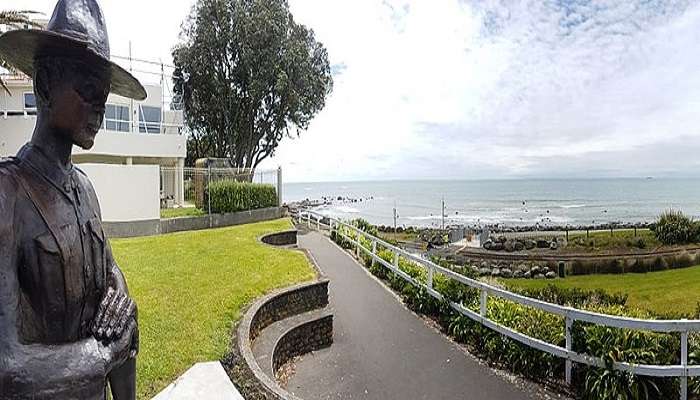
[48,64,111,150]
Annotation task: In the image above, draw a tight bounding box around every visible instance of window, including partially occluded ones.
[24,93,36,110]
[103,104,130,132]
[139,105,162,134]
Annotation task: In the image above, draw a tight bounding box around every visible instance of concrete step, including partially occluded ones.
[151,362,244,400]
[251,307,332,379]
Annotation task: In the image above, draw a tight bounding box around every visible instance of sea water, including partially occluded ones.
[283,178,700,228]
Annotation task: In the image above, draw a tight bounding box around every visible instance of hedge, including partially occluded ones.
[207,180,277,214]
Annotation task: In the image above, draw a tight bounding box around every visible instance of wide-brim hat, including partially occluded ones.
[0,0,147,101]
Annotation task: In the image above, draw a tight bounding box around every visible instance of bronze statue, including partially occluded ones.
[0,0,147,398]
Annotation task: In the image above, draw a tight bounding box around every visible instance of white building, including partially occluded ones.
[0,72,187,223]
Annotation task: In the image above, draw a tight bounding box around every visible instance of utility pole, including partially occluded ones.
[441,198,445,230]
[393,201,398,236]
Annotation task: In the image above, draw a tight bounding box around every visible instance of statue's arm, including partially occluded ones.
[0,182,113,396]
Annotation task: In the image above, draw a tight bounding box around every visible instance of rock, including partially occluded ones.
[523,271,532,279]
[513,241,525,251]
[501,268,513,278]
[496,236,508,244]
[549,241,558,250]
[513,270,524,279]
[482,240,493,250]
[479,268,491,276]
[530,266,541,275]
[517,264,529,272]
[534,273,545,280]
[480,261,489,269]
[542,266,550,274]
[491,243,504,251]
[524,240,536,250]
[491,268,501,277]
[504,241,515,252]
[546,271,557,279]
[536,240,550,249]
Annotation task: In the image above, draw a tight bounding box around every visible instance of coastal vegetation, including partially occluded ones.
[653,209,699,245]
[111,218,315,399]
[331,219,699,400]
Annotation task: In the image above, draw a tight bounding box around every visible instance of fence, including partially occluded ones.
[159,166,282,213]
[298,209,700,400]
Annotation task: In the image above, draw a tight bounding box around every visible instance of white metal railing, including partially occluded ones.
[299,210,699,400]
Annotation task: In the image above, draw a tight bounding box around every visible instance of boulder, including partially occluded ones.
[491,243,504,251]
[545,271,557,279]
[534,273,545,280]
[504,241,515,252]
[523,271,532,279]
[530,266,541,275]
[536,240,550,249]
[479,268,491,276]
[517,264,529,272]
[513,270,524,279]
[480,261,489,269]
[491,268,501,277]
[483,240,493,250]
[542,266,550,274]
[513,241,525,251]
[501,268,513,278]
[549,241,558,250]
[496,236,508,244]
[524,240,537,250]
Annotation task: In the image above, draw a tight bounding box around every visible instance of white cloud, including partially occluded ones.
[6,0,700,182]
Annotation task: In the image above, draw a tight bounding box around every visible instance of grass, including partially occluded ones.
[563,228,660,252]
[111,218,315,399]
[160,207,206,219]
[507,266,700,315]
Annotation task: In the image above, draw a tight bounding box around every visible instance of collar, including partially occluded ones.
[17,143,77,195]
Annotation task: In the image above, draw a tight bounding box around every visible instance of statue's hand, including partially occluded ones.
[105,318,138,370]
[92,287,137,344]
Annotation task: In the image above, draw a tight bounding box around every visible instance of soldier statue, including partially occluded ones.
[0,0,144,398]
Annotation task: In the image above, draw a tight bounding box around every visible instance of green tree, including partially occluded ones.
[0,10,41,94]
[173,0,333,168]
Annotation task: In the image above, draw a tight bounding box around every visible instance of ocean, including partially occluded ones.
[283,178,700,228]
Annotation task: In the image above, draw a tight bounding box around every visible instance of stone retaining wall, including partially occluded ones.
[260,230,298,247]
[250,280,329,340]
[235,280,333,400]
[273,315,333,373]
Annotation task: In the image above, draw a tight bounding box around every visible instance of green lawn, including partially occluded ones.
[111,218,315,399]
[507,266,700,316]
[564,228,660,252]
[160,207,206,219]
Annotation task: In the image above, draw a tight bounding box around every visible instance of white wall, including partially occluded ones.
[79,164,160,222]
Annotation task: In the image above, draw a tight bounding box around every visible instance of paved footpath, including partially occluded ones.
[287,230,540,400]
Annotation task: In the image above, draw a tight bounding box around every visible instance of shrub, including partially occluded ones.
[207,180,277,213]
[654,210,697,245]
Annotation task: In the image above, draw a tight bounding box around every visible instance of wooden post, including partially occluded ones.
[371,240,377,267]
[565,315,573,385]
[681,330,688,400]
[480,290,488,317]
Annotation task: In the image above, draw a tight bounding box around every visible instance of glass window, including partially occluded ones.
[24,93,36,109]
[139,105,162,134]
[103,104,131,132]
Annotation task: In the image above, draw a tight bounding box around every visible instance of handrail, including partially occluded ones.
[298,210,698,400]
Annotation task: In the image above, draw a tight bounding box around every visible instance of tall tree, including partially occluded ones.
[173,0,333,169]
[0,10,41,94]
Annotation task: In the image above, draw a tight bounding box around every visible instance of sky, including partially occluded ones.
[6,0,700,183]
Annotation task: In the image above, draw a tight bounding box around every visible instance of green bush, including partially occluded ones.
[207,180,277,214]
[654,210,697,245]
